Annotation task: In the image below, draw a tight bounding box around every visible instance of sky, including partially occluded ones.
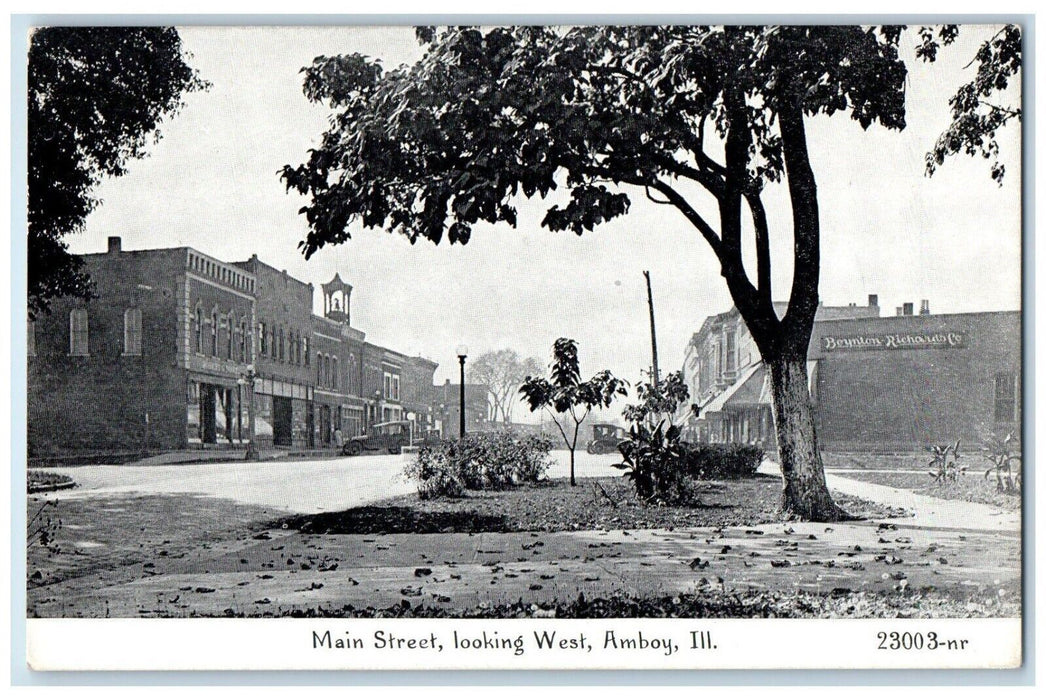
[70,25,1022,410]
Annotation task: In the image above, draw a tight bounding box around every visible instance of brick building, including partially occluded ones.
[27,238,438,457]
[435,380,491,436]
[679,296,1021,451]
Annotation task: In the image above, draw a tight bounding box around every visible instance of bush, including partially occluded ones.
[404,431,554,499]
[615,421,764,504]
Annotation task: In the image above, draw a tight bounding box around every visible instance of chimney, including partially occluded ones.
[107,236,122,254]
[868,294,878,308]
[920,299,930,315]
[896,306,903,316]
[903,302,914,316]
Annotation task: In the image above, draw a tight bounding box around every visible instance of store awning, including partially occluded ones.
[706,360,819,413]
[701,363,763,415]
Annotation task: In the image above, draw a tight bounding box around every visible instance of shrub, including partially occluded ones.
[926,440,965,485]
[983,432,1021,493]
[404,431,554,499]
[615,421,765,504]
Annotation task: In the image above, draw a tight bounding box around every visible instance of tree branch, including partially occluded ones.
[649,179,722,256]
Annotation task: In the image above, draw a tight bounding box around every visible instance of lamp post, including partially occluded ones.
[456,344,468,438]
[238,364,259,461]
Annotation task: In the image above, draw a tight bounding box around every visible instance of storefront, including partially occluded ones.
[254,377,313,448]
[186,374,250,446]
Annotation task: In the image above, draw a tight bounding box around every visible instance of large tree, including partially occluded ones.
[471,349,543,423]
[28,27,206,318]
[282,25,1019,521]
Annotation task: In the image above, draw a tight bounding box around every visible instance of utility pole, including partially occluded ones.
[643,270,660,387]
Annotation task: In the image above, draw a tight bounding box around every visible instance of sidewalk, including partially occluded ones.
[757,462,1019,533]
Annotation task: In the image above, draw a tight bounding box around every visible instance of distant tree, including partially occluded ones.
[519,338,627,486]
[624,369,694,428]
[28,27,206,318]
[471,349,544,423]
[282,25,1017,520]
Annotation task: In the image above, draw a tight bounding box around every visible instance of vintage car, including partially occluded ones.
[586,422,628,454]
[342,420,413,456]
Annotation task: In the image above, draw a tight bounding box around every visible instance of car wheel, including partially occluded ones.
[388,445,401,455]
[345,442,362,456]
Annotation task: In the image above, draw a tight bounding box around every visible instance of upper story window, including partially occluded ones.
[317,353,323,386]
[123,308,142,356]
[194,305,203,353]
[210,309,219,355]
[303,338,310,366]
[69,309,89,356]
[240,317,248,362]
[28,321,35,356]
[994,372,1019,422]
[227,313,235,359]
[259,322,268,356]
[724,331,736,372]
[332,356,339,390]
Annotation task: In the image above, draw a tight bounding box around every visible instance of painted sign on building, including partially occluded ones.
[821,330,966,352]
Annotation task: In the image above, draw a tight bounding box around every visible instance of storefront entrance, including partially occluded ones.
[272,396,293,447]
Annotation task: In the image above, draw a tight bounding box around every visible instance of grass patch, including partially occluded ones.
[271,475,905,535]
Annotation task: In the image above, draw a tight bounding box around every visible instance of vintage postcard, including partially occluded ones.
[21,22,1024,672]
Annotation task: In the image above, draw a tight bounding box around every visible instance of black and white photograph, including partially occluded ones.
[18,19,1025,672]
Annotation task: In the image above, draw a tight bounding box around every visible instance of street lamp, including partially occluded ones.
[238,364,259,461]
[456,344,468,438]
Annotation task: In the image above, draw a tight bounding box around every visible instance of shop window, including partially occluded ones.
[123,308,142,356]
[994,372,1018,422]
[28,321,35,356]
[69,309,89,356]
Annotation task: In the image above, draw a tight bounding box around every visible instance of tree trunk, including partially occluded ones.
[766,355,850,521]
[569,448,576,487]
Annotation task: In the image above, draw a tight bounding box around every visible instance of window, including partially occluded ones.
[392,375,400,401]
[240,317,248,361]
[123,308,142,356]
[994,372,1018,422]
[194,305,203,353]
[317,353,323,385]
[725,331,736,372]
[303,338,310,366]
[259,322,267,356]
[28,321,35,356]
[210,309,219,355]
[332,357,339,390]
[277,327,285,362]
[384,372,392,399]
[69,309,89,356]
[227,313,234,359]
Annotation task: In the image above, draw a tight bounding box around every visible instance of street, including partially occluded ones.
[42,450,623,514]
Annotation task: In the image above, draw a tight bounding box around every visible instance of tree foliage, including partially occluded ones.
[623,369,694,427]
[921,25,1022,185]
[519,338,627,485]
[28,26,206,317]
[470,349,543,423]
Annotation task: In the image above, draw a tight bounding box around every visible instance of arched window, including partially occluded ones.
[69,309,89,356]
[123,308,142,356]
[194,305,203,353]
[324,355,331,387]
[332,356,339,390]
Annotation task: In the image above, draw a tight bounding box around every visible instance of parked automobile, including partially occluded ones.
[586,423,627,454]
[342,420,414,456]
